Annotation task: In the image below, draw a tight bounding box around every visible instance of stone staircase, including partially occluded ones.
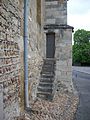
[37,58,56,100]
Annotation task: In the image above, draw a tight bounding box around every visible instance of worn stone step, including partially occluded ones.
[42,67,54,70]
[40,78,54,83]
[44,62,54,64]
[42,63,54,66]
[36,58,56,100]
[38,83,53,88]
[43,63,52,65]
[37,85,53,89]
[42,67,55,71]
[37,93,53,100]
[42,66,53,70]
[42,66,53,69]
[39,82,53,87]
[44,60,55,64]
[42,63,54,67]
[41,68,54,72]
[37,86,53,93]
[37,91,51,95]
[41,70,54,72]
[43,63,54,66]
[41,73,54,78]
[40,71,54,75]
[43,62,53,64]
[41,70,54,74]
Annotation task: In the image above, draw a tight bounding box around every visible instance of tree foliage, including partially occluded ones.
[73,29,90,66]
[74,29,90,45]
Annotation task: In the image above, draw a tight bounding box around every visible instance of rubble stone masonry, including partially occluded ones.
[0,0,44,119]
[0,0,24,119]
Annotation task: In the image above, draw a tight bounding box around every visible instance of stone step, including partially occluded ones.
[38,82,53,87]
[41,74,54,78]
[42,65,53,69]
[42,66,53,70]
[40,71,54,75]
[37,92,53,100]
[43,62,53,64]
[43,63,53,65]
[36,58,56,100]
[37,86,53,93]
[42,67,55,71]
[42,66,55,70]
[41,68,54,71]
[39,82,53,87]
[40,78,54,83]
[37,91,51,95]
[44,62,54,65]
[43,63,54,66]
[41,70,54,74]
[44,60,55,64]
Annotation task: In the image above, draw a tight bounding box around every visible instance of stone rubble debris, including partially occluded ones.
[16,89,78,120]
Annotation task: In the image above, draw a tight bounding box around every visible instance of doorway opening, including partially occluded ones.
[46,33,55,58]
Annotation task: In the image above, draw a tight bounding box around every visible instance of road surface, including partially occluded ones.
[72,67,90,120]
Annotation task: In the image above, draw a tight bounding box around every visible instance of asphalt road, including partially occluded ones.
[72,68,90,120]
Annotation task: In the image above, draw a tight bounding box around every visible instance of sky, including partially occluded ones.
[67,0,90,32]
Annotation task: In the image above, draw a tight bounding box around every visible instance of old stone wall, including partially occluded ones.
[0,0,24,119]
[44,0,73,93]
[0,0,44,119]
[45,0,67,25]
[27,0,44,101]
[55,29,73,92]
[44,27,73,92]
[0,0,74,119]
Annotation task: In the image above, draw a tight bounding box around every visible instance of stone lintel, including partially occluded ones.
[44,24,74,32]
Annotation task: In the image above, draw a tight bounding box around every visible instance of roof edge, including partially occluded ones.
[44,24,74,32]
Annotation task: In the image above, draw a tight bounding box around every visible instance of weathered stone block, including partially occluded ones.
[46,18,56,24]
[45,1,58,6]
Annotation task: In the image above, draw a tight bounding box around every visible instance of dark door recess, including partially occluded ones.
[46,33,55,58]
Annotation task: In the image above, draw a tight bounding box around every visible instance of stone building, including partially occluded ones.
[0,0,74,119]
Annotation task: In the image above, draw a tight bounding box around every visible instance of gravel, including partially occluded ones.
[16,88,78,120]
